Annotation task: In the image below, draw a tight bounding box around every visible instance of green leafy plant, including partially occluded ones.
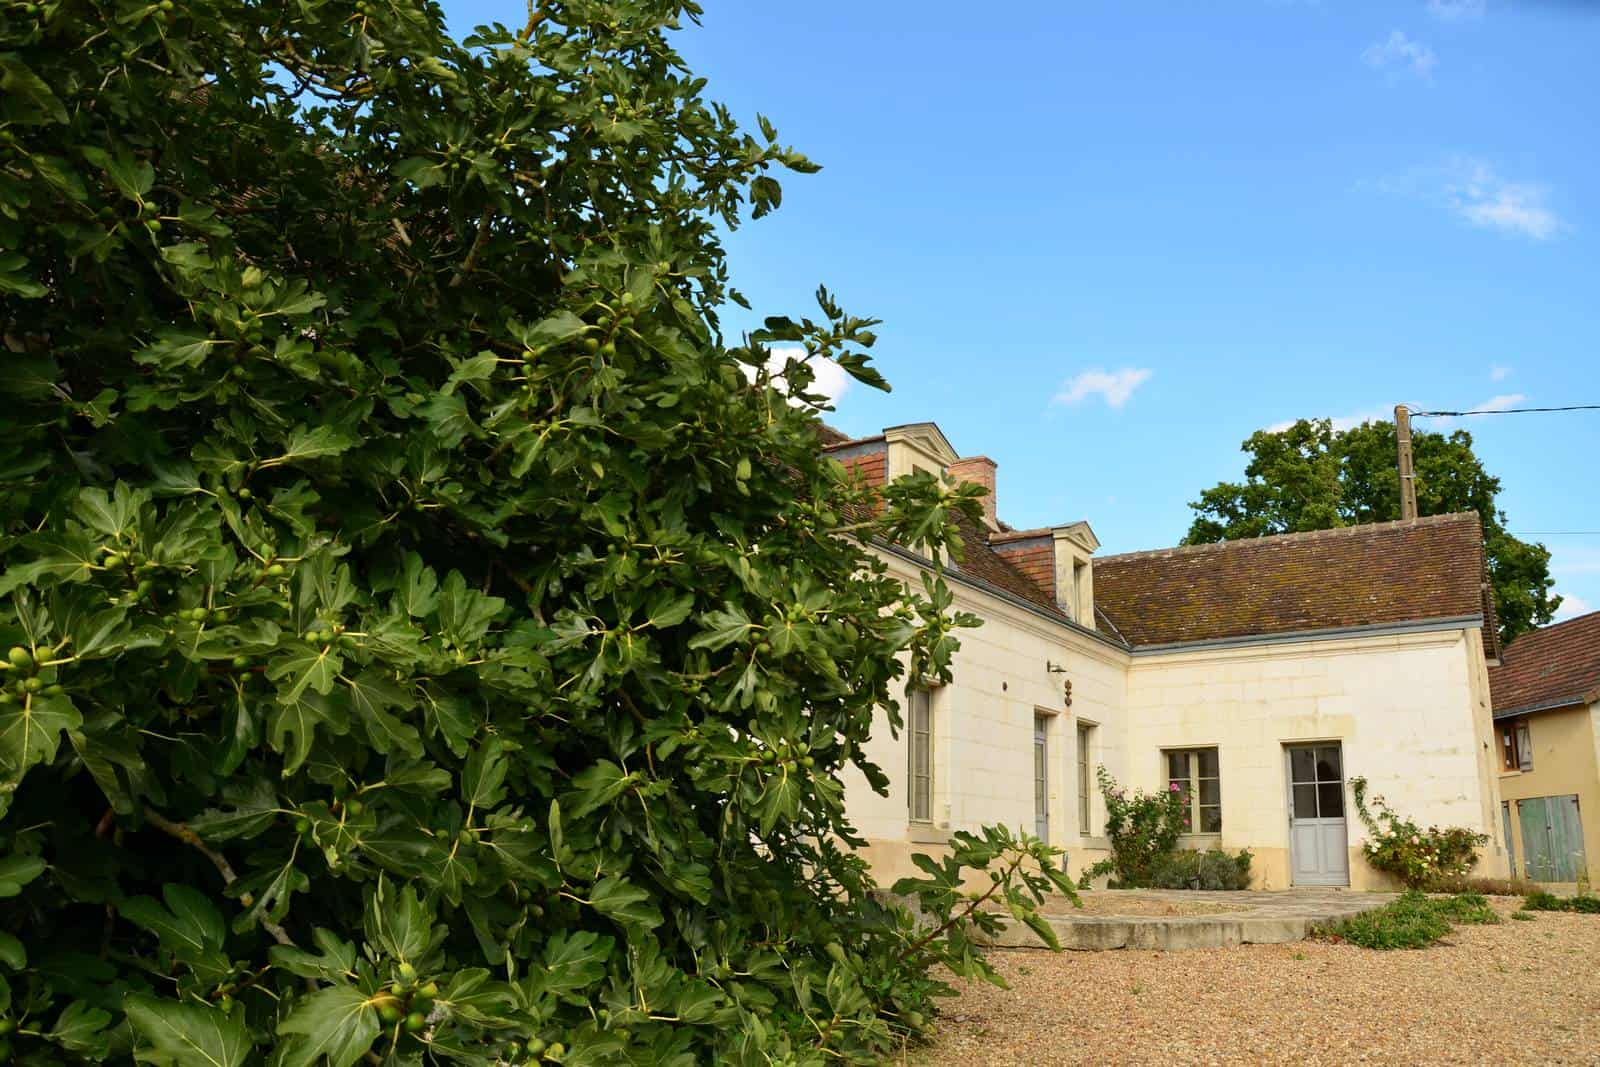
[0,1,1071,1062]
[1314,890,1497,950]
[896,825,1081,958]
[1522,890,1600,914]
[1349,777,1488,888]
[1078,767,1188,888]
[1147,847,1253,891]
[1428,891,1500,926]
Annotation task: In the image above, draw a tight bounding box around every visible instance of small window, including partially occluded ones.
[1077,723,1094,835]
[908,689,933,823]
[1499,719,1533,772]
[1164,747,1221,834]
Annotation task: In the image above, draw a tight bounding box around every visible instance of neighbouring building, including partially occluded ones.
[827,421,1511,891]
[1489,610,1600,886]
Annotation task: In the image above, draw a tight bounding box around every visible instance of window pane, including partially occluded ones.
[1318,782,1345,818]
[1515,722,1533,771]
[1179,805,1193,834]
[1199,777,1220,807]
[1197,748,1219,778]
[1293,784,1318,819]
[1199,805,1222,833]
[1290,748,1315,783]
[1166,751,1186,780]
[1316,747,1341,782]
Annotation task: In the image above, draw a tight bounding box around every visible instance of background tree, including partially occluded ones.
[0,1,1071,1062]
[1185,418,1559,643]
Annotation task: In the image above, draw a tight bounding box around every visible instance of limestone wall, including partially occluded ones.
[1124,627,1508,890]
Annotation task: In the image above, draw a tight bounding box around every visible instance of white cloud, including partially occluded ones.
[1445,159,1562,240]
[1554,593,1593,621]
[1051,368,1152,410]
[1411,392,1526,431]
[744,346,851,409]
[1490,364,1512,382]
[1374,158,1565,241]
[1265,406,1391,434]
[1427,0,1486,21]
[1474,392,1525,412]
[1363,30,1437,80]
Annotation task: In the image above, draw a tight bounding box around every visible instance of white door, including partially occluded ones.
[1287,744,1349,886]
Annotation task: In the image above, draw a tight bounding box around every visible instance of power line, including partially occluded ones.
[1411,404,1600,417]
[1513,531,1600,537]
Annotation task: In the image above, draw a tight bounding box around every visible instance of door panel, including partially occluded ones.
[1521,795,1586,882]
[1287,743,1349,886]
[1551,796,1585,881]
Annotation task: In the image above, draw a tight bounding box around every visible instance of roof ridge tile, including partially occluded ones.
[1096,512,1481,564]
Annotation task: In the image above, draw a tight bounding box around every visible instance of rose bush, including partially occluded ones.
[1350,776,1487,889]
[1077,768,1188,888]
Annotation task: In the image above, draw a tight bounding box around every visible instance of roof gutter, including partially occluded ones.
[1494,690,1600,721]
[1126,614,1485,656]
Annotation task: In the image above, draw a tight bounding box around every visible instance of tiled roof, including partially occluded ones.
[1093,513,1493,649]
[1490,611,1600,716]
[949,515,1065,618]
[815,423,853,447]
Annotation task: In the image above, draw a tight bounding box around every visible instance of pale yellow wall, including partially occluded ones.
[1123,627,1509,890]
[842,549,1124,887]
[1496,700,1600,886]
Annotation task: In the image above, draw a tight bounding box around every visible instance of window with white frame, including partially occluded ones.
[1164,747,1221,834]
[1077,722,1094,835]
[908,689,933,823]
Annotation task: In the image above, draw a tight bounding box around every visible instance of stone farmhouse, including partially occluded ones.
[824,420,1511,890]
[1490,610,1600,885]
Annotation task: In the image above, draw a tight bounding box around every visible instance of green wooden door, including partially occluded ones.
[1517,796,1586,882]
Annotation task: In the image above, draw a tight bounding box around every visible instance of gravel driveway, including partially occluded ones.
[920,897,1600,1065]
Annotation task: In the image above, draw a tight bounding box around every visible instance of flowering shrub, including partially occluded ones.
[1079,767,1189,888]
[1350,776,1488,888]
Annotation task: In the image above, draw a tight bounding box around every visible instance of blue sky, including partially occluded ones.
[446,0,1600,622]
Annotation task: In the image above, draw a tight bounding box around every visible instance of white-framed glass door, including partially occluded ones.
[1286,743,1349,886]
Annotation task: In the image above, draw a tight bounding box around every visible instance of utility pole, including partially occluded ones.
[1394,404,1418,521]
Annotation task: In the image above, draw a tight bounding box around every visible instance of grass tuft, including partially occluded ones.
[1522,890,1600,914]
[1313,890,1498,950]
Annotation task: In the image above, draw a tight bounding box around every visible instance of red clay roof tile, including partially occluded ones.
[1093,513,1492,648]
[1489,610,1600,715]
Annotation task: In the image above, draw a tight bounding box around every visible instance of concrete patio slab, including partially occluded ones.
[981,888,1397,951]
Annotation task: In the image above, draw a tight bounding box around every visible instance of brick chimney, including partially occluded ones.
[947,456,999,531]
